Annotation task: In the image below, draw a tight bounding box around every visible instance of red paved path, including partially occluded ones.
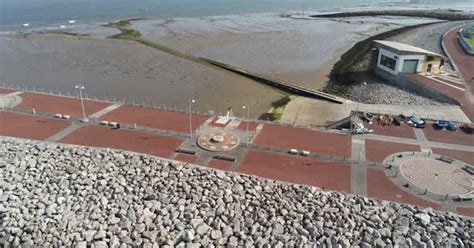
[236,121,259,132]
[208,159,233,171]
[365,140,421,163]
[444,28,474,121]
[405,73,465,101]
[100,105,209,133]
[174,154,199,164]
[423,124,474,146]
[16,92,110,118]
[366,169,441,210]
[368,123,416,139]
[432,76,465,89]
[445,28,474,94]
[254,124,351,157]
[0,88,14,94]
[456,207,474,218]
[59,125,183,158]
[431,148,474,165]
[0,112,70,140]
[237,150,351,192]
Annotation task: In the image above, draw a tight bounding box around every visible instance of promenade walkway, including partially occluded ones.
[1,88,473,217]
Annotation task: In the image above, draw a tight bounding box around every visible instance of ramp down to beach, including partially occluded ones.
[199,57,350,104]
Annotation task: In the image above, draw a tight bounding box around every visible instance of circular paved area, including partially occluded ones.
[197,132,240,152]
[399,157,473,196]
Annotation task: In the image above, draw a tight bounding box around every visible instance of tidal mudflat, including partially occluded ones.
[0,13,440,117]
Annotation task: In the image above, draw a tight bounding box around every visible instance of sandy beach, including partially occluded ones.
[0,13,442,117]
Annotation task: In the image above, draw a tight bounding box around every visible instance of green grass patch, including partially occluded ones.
[464,37,474,46]
[271,96,291,121]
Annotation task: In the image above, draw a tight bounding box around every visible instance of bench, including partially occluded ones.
[213,155,236,162]
[462,165,474,176]
[437,156,454,164]
[288,149,298,155]
[175,149,197,155]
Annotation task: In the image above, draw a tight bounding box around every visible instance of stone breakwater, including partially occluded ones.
[0,137,472,247]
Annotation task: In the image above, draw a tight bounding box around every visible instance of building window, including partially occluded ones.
[380,55,396,70]
[427,56,434,61]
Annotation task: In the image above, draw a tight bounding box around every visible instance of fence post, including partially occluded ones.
[32,108,36,115]
[134,123,137,129]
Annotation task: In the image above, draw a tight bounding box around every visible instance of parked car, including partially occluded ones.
[407,115,425,128]
[362,112,373,124]
[394,114,406,126]
[435,120,457,131]
[460,123,474,134]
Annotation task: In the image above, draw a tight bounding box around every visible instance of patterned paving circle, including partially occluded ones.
[197,132,240,152]
[399,157,473,196]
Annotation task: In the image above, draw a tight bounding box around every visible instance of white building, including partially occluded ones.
[374,40,445,77]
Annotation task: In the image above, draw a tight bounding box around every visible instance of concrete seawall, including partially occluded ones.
[312,9,474,21]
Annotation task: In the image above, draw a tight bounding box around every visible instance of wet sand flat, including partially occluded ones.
[0,33,281,118]
[132,14,441,89]
[1,13,441,118]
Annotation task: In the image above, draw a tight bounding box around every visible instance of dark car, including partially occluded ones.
[394,114,406,126]
[407,115,425,128]
[435,120,457,131]
[460,123,474,134]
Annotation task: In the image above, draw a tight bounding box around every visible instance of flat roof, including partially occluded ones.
[374,40,445,58]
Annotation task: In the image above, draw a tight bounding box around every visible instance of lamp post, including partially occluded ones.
[188,99,195,138]
[352,81,367,135]
[357,81,367,164]
[242,105,250,146]
[75,84,88,122]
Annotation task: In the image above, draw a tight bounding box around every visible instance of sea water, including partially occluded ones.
[0,0,472,31]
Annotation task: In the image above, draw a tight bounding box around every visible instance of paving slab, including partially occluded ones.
[366,169,441,210]
[16,92,110,118]
[100,105,209,133]
[367,123,416,139]
[351,164,367,196]
[207,159,233,171]
[237,150,351,192]
[59,125,183,158]
[254,124,351,157]
[236,121,259,132]
[174,154,199,164]
[456,207,474,218]
[423,124,474,147]
[365,139,421,163]
[0,112,70,141]
[431,147,474,165]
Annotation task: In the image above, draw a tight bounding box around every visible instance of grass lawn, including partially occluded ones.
[464,37,474,47]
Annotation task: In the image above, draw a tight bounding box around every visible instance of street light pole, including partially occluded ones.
[188,99,195,138]
[357,81,367,164]
[352,81,367,135]
[75,84,88,122]
[242,105,250,146]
